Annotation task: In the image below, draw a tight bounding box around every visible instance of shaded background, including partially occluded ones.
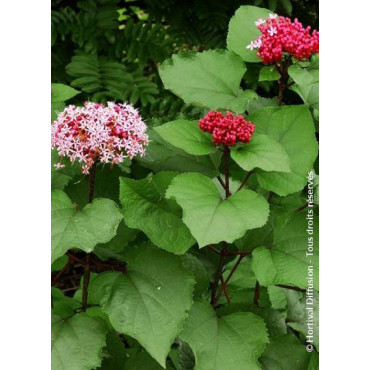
[51,0,319,120]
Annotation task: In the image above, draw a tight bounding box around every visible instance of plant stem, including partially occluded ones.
[82,253,91,311]
[296,202,309,212]
[213,254,245,304]
[88,162,97,203]
[253,281,260,307]
[220,276,231,303]
[210,146,232,305]
[51,256,71,285]
[226,250,251,256]
[207,245,221,254]
[237,171,254,192]
[217,175,228,193]
[210,244,228,306]
[210,146,251,306]
[276,61,289,106]
[223,145,231,198]
[276,284,305,293]
[66,251,127,274]
[82,162,97,311]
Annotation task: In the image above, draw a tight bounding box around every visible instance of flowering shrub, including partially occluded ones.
[51,102,148,174]
[51,4,319,370]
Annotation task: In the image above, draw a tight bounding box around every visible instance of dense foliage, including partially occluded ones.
[51,1,319,369]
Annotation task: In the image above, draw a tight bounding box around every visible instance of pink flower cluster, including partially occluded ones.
[51,101,149,174]
[199,111,255,147]
[247,14,319,64]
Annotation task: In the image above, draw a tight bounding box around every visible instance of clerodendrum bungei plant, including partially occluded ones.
[51,5,319,370]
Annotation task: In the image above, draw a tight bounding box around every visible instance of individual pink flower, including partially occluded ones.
[51,101,149,174]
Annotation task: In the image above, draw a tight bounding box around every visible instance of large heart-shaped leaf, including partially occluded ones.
[119,172,195,254]
[51,190,123,264]
[166,173,269,247]
[179,300,269,370]
[92,244,195,367]
[227,5,271,62]
[251,211,319,290]
[284,289,319,350]
[260,334,311,370]
[51,312,108,370]
[159,50,257,113]
[154,119,215,156]
[250,105,318,196]
[231,133,291,172]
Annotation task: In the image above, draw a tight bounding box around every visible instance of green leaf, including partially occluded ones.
[227,6,271,63]
[154,119,215,156]
[93,244,195,367]
[218,304,287,338]
[259,66,281,81]
[99,331,127,370]
[251,247,278,286]
[251,212,319,290]
[51,83,80,103]
[290,83,319,110]
[280,0,293,15]
[179,300,269,370]
[119,172,195,254]
[223,257,256,290]
[66,55,158,107]
[181,254,211,297]
[159,50,257,113]
[166,173,269,247]
[246,97,278,114]
[51,149,81,190]
[288,64,314,85]
[231,134,291,172]
[65,166,125,209]
[138,130,221,178]
[289,55,319,109]
[267,286,287,310]
[176,339,196,370]
[308,351,319,370]
[268,0,277,11]
[260,334,311,370]
[284,289,319,350]
[51,190,123,263]
[250,105,318,196]
[51,102,65,122]
[51,255,68,272]
[51,312,108,370]
[290,55,319,86]
[123,350,165,370]
[51,288,81,318]
[94,220,138,261]
[247,307,287,338]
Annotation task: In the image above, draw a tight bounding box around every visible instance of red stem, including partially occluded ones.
[237,171,254,192]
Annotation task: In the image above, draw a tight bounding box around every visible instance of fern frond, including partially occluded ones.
[66,54,159,106]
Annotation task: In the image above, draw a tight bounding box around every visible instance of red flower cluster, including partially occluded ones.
[247,15,319,64]
[199,111,255,147]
